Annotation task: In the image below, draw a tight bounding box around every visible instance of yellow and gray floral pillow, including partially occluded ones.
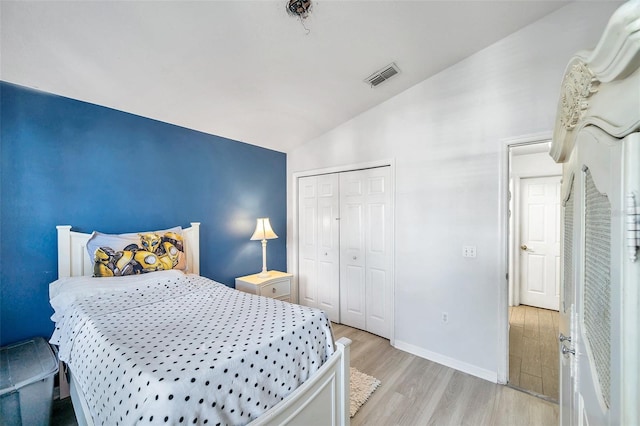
[86,227,186,277]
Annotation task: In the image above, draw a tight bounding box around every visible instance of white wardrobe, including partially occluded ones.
[297,166,393,339]
[550,2,639,425]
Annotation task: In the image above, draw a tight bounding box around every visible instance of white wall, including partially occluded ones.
[512,150,563,178]
[287,2,621,379]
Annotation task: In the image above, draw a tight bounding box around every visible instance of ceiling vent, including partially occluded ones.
[364,63,400,87]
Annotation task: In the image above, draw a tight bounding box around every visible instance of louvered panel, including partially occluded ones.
[368,75,386,87]
[563,177,575,314]
[379,66,398,79]
[583,169,611,408]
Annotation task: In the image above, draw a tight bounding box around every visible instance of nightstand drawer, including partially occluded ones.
[235,271,294,302]
[261,279,290,298]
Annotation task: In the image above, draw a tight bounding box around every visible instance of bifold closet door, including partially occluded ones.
[298,174,340,322]
[339,167,392,339]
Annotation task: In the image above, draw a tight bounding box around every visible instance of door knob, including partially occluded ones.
[520,244,528,251]
[561,345,575,356]
[559,333,572,343]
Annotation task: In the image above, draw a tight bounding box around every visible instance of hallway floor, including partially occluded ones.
[508,304,559,401]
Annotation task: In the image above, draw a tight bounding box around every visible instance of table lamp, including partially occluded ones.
[250,218,278,277]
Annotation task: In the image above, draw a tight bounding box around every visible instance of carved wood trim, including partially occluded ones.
[550,1,640,163]
[559,61,599,132]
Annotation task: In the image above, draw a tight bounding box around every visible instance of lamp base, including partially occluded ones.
[257,239,270,279]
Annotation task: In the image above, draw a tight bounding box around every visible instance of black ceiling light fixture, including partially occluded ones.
[287,0,312,19]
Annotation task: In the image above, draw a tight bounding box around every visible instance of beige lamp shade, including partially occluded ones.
[250,218,278,241]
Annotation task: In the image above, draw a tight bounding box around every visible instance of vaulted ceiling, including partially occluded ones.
[1,1,570,153]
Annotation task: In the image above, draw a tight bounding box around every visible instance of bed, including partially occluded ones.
[51,223,351,425]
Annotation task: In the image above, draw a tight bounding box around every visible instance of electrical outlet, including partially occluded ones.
[463,246,477,258]
[441,312,448,324]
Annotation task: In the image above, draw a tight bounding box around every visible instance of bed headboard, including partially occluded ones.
[56,223,201,278]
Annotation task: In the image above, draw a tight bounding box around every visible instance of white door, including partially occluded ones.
[316,174,340,321]
[298,174,340,322]
[519,176,561,310]
[339,167,392,338]
[339,178,366,330]
[299,176,318,308]
[560,127,624,425]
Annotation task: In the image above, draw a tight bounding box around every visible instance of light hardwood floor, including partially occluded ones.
[508,305,559,401]
[333,323,559,426]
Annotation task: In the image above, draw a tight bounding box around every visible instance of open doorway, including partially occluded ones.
[507,141,562,401]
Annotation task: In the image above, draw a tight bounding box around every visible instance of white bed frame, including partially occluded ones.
[56,223,351,426]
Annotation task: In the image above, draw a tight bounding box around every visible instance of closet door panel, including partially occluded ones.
[341,264,366,329]
[299,258,317,306]
[298,174,340,321]
[366,268,388,337]
[298,177,318,307]
[340,172,366,330]
[339,167,392,338]
[366,201,390,337]
[317,260,337,316]
[364,168,393,339]
[339,200,366,328]
[316,174,340,321]
[342,204,364,252]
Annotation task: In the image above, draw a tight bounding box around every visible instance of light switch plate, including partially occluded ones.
[463,246,477,258]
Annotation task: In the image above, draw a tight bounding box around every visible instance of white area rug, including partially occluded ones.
[350,367,381,418]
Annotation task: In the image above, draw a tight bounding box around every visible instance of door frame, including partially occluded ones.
[498,132,552,384]
[291,158,396,345]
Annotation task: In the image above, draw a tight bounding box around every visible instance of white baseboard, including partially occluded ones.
[394,340,498,383]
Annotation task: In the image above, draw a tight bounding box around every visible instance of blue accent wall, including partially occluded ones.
[0,82,287,346]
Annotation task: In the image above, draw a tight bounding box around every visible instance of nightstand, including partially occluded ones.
[235,271,293,302]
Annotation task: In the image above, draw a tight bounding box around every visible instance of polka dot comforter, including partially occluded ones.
[49,271,334,425]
